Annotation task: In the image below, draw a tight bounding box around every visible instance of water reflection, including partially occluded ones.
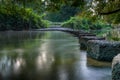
[0,31,111,80]
[36,41,54,72]
[0,56,12,77]
[75,51,111,80]
[0,49,24,74]
[87,57,111,67]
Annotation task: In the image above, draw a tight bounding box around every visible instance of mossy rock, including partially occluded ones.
[112,54,120,80]
[87,40,120,61]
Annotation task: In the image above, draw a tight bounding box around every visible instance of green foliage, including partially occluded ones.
[102,13,120,24]
[62,16,112,30]
[41,19,51,28]
[44,5,80,22]
[90,0,120,24]
[0,0,119,31]
[0,4,48,30]
[105,29,120,41]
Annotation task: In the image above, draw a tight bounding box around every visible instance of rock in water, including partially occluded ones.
[87,40,120,61]
[112,54,120,80]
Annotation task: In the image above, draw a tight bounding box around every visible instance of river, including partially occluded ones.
[0,31,111,80]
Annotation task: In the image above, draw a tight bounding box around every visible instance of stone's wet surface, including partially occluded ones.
[0,31,111,80]
[87,40,120,61]
[112,54,120,80]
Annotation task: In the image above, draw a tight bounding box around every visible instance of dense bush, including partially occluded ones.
[62,17,112,30]
[0,4,48,31]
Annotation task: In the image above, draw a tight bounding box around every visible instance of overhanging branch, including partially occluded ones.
[98,8,120,15]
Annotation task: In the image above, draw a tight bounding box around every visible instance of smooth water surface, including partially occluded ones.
[0,31,111,80]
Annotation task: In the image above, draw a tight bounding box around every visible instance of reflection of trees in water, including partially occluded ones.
[0,31,62,80]
[0,31,44,49]
[87,57,111,67]
[50,56,76,80]
[47,32,78,80]
[0,46,42,80]
[0,49,25,79]
[0,31,79,80]
[0,31,46,80]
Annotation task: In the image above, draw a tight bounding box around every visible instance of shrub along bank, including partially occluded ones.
[0,4,48,31]
[62,17,112,30]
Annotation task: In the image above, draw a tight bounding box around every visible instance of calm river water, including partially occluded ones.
[0,31,111,80]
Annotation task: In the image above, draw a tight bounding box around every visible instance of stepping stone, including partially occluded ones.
[87,40,120,61]
[79,36,105,50]
[79,33,96,38]
[112,54,120,80]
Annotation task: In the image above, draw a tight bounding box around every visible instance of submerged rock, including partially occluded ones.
[87,40,120,61]
[112,54,120,80]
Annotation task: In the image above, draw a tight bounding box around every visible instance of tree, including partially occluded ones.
[89,0,120,15]
[86,0,120,24]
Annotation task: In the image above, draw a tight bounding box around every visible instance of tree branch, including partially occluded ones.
[98,8,120,15]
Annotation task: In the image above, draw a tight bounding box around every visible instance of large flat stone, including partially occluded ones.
[87,40,120,61]
[79,36,105,50]
[74,31,92,36]
[67,31,94,37]
[112,54,120,80]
